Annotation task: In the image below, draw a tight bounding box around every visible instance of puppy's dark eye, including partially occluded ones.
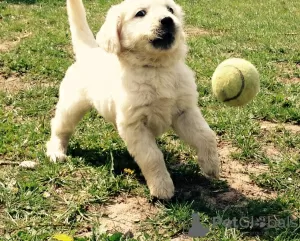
[167,6,174,14]
[135,10,147,17]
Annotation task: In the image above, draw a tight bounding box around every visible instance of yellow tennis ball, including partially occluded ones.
[211,58,260,107]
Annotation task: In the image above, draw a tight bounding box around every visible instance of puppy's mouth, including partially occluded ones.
[151,31,175,50]
[151,17,176,50]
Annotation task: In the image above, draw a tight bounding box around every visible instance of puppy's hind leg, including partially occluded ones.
[47,87,91,162]
[172,108,220,178]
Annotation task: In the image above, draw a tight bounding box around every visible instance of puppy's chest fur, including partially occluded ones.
[119,67,179,135]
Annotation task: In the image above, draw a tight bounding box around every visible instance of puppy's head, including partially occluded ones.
[96,0,187,67]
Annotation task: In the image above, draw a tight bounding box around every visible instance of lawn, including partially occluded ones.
[0,0,300,240]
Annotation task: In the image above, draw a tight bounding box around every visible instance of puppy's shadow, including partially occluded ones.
[68,143,141,176]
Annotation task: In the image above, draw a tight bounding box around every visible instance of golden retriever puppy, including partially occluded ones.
[46,0,220,199]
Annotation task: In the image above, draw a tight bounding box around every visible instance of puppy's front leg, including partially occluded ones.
[118,123,174,199]
[172,108,220,178]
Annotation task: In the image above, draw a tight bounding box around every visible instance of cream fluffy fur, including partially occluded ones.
[46,0,220,199]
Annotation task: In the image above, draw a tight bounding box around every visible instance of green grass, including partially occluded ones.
[0,0,300,240]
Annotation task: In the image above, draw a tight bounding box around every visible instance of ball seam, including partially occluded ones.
[223,65,245,102]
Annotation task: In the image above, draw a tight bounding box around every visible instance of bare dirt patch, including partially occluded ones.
[0,74,54,94]
[171,235,192,241]
[0,32,32,52]
[259,121,300,159]
[216,142,276,204]
[260,120,300,134]
[88,195,158,236]
[262,143,282,159]
[185,26,211,37]
[275,62,299,74]
[281,77,300,84]
[274,62,300,84]
[0,75,28,93]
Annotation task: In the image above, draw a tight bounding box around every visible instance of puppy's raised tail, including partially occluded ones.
[67,0,98,58]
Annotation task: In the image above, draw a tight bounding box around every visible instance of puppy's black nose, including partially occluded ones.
[160,17,174,29]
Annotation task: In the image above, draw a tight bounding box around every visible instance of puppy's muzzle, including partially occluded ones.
[151,17,176,50]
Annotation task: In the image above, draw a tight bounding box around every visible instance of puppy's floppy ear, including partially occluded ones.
[96,5,123,54]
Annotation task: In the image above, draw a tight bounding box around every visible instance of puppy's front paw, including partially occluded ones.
[198,151,220,179]
[148,172,175,200]
[46,139,67,163]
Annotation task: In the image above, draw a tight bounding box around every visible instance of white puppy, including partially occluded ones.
[46,0,220,199]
